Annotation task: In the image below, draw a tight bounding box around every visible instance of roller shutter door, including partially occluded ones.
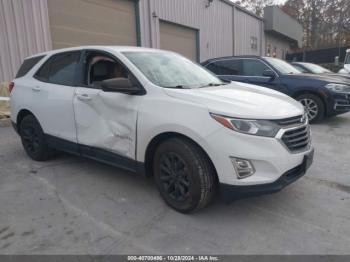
[47,0,137,49]
[159,21,198,61]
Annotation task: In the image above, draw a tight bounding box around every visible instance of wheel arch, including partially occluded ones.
[144,132,218,182]
[292,90,328,115]
[16,109,36,131]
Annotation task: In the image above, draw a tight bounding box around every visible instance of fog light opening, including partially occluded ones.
[231,157,255,179]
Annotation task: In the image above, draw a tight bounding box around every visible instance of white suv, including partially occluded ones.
[339,49,350,75]
[10,46,314,213]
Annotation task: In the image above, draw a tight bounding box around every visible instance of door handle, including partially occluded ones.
[32,86,41,92]
[76,93,91,101]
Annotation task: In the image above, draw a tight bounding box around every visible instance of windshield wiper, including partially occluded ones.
[198,82,227,88]
[163,85,191,89]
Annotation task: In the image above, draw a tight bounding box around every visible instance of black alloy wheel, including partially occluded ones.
[153,137,216,213]
[159,152,190,202]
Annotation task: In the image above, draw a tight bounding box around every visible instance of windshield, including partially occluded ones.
[123,51,223,88]
[265,57,301,74]
[302,63,331,74]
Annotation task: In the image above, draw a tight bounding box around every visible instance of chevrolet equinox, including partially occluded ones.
[10,46,314,213]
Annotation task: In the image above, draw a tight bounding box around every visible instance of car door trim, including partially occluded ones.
[45,134,146,175]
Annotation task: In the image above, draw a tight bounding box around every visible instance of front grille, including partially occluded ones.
[281,125,310,152]
[273,115,304,126]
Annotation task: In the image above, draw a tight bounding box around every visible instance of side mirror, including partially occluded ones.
[101,78,141,95]
[262,70,276,79]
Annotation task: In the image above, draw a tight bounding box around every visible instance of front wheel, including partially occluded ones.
[297,94,325,123]
[153,138,217,213]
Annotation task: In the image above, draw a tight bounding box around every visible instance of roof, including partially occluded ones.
[202,55,263,64]
[220,0,264,21]
[27,46,166,59]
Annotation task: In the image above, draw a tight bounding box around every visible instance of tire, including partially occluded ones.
[19,115,53,161]
[153,137,217,213]
[297,94,325,123]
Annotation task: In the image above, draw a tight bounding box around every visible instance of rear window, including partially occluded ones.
[16,55,45,78]
[35,51,81,86]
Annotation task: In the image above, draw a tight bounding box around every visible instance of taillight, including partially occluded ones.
[9,82,14,93]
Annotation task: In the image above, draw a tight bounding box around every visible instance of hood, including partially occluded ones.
[284,73,350,84]
[163,82,304,119]
[324,73,350,81]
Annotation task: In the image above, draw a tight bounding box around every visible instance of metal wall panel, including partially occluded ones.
[265,33,291,59]
[264,6,303,47]
[234,8,263,56]
[47,0,137,49]
[0,0,51,82]
[139,0,234,62]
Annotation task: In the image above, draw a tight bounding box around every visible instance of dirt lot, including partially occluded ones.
[0,114,349,255]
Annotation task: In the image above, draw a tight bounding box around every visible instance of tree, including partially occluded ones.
[233,0,350,49]
[282,0,350,49]
[232,0,275,16]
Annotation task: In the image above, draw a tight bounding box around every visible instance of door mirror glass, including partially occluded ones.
[262,70,276,78]
[101,78,140,94]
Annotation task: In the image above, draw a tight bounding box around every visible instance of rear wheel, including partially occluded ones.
[19,115,53,161]
[297,94,325,123]
[153,137,217,213]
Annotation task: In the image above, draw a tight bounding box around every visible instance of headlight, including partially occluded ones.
[325,83,350,93]
[210,113,280,137]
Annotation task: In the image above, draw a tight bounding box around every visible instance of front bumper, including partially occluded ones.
[204,124,313,187]
[326,92,350,115]
[220,148,314,201]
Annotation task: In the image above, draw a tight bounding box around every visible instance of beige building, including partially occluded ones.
[0,0,302,83]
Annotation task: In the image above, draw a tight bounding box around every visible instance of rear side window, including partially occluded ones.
[35,52,81,86]
[206,60,242,75]
[16,55,45,78]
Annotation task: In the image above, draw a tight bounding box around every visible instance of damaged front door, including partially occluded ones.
[73,51,143,169]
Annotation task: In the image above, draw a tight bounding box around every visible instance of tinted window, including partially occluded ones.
[241,59,270,76]
[206,60,242,75]
[35,52,81,86]
[16,55,45,78]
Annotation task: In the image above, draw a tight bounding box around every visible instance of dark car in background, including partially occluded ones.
[202,56,350,122]
[291,62,350,81]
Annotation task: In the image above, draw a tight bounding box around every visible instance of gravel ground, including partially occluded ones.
[0,113,349,254]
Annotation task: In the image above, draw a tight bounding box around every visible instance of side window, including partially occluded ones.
[84,52,129,88]
[16,55,45,78]
[35,52,81,86]
[206,60,242,75]
[241,59,270,76]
